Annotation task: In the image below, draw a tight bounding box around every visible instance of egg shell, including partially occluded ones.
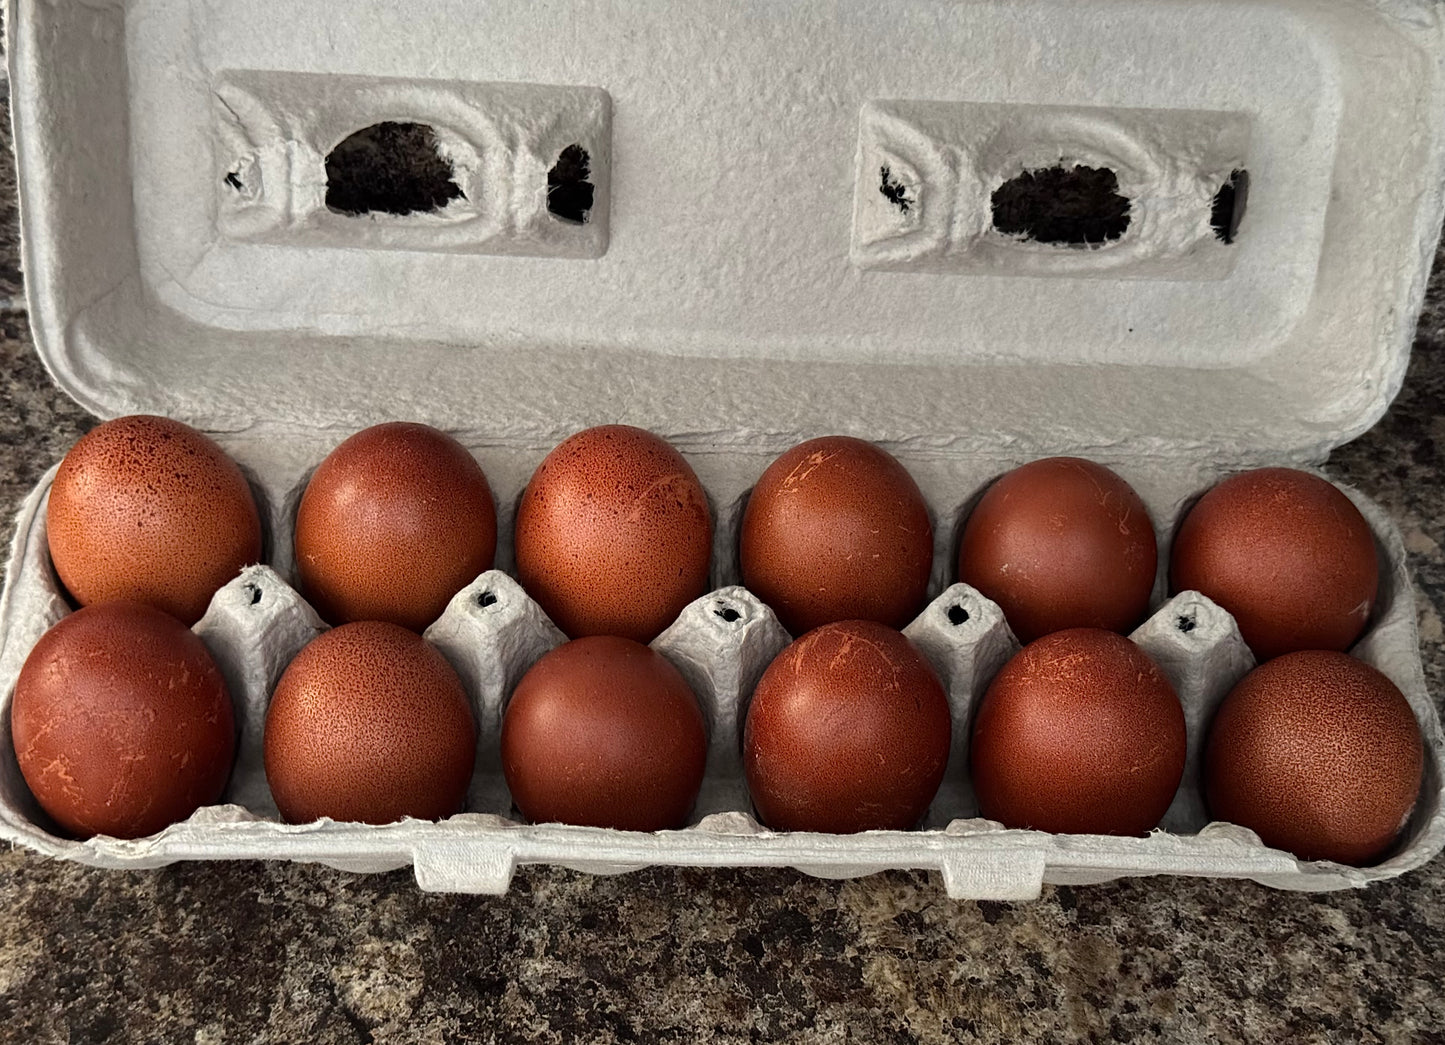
[11,601,236,840]
[514,425,712,643]
[970,628,1186,836]
[743,620,951,833]
[263,621,477,825]
[1170,467,1379,661]
[740,435,933,636]
[294,422,497,632]
[500,635,708,831]
[957,457,1157,644]
[46,415,263,626]
[1204,650,1423,865]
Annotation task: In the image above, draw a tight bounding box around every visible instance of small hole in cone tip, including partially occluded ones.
[880,166,913,213]
[245,584,263,606]
[1177,615,1197,633]
[1211,169,1249,244]
[547,144,595,225]
[714,605,741,623]
[991,165,1130,246]
[324,122,464,217]
[947,605,970,626]
[224,171,244,192]
[477,591,498,609]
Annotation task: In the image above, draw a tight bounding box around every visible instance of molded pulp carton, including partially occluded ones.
[3,0,1445,898]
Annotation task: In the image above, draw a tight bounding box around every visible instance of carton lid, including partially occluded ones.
[11,0,1445,461]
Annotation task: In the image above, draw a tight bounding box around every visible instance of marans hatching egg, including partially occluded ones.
[957,457,1157,644]
[970,628,1185,835]
[1171,468,1378,661]
[11,602,236,839]
[47,415,262,626]
[294,422,497,632]
[1204,650,1422,865]
[743,620,950,833]
[514,425,712,643]
[263,621,476,824]
[740,436,933,636]
[501,636,707,831]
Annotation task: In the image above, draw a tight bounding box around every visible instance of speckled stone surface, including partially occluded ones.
[3,90,1445,1045]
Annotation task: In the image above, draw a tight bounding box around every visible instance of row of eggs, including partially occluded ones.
[9,416,1423,868]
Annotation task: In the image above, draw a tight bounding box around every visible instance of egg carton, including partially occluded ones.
[0,452,1440,898]
[6,0,1445,895]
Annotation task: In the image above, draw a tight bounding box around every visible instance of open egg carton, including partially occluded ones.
[4,0,1445,898]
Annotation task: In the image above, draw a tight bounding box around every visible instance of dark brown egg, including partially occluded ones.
[740,436,933,636]
[958,457,1157,644]
[501,636,707,831]
[11,602,236,839]
[47,415,262,626]
[294,422,497,632]
[1171,468,1378,660]
[971,628,1185,835]
[743,620,950,833]
[1204,651,1422,865]
[514,425,712,643]
[263,621,476,824]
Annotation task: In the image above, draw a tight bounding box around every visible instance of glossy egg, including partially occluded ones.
[743,620,950,833]
[1171,468,1378,660]
[294,422,497,632]
[12,602,236,839]
[514,425,712,643]
[47,415,262,626]
[263,621,476,824]
[958,457,1157,644]
[971,628,1186,835]
[740,436,933,636]
[501,636,707,831]
[1204,650,1422,865]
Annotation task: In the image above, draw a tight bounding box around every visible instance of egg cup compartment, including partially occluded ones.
[0,444,1441,898]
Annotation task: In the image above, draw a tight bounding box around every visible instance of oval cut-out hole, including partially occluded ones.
[325,122,464,217]
[991,165,1131,246]
[477,591,499,609]
[547,144,595,225]
[1211,169,1249,244]
[947,604,970,626]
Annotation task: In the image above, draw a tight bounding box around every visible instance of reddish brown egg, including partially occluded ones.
[11,602,236,839]
[294,422,497,632]
[740,436,933,636]
[263,621,476,824]
[501,636,707,831]
[1204,651,1422,865]
[47,415,262,626]
[958,457,1157,644]
[971,628,1185,835]
[743,620,950,833]
[1171,468,1378,660]
[514,425,712,643]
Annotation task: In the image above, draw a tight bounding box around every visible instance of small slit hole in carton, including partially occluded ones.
[991,165,1131,246]
[713,602,741,623]
[1211,169,1250,244]
[546,144,594,225]
[324,122,464,217]
[879,166,913,213]
[245,583,263,607]
[1177,614,1197,634]
[476,590,498,609]
[224,171,244,192]
[947,604,970,626]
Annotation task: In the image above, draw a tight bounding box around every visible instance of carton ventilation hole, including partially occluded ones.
[324,122,464,217]
[245,583,263,606]
[1211,169,1249,244]
[1177,615,1197,634]
[477,591,498,609]
[991,165,1131,246]
[947,604,970,626]
[879,166,913,213]
[714,604,742,623]
[547,144,595,225]
[224,171,245,192]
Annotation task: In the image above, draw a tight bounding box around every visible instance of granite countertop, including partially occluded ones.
[3,90,1445,1045]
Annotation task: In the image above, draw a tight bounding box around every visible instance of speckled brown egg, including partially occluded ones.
[294,422,497,632]
[263,621,476,824]
[743,620,950,833]
[958,457,1157,644]
[971,628,1185,835]
[47,415,262,626]
[514,426,712,643]
[1171,468,1378,661]
[11,601,236,839]
[501,636,707,831]
[1204,651,1422,865]
[740,436,933,636]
